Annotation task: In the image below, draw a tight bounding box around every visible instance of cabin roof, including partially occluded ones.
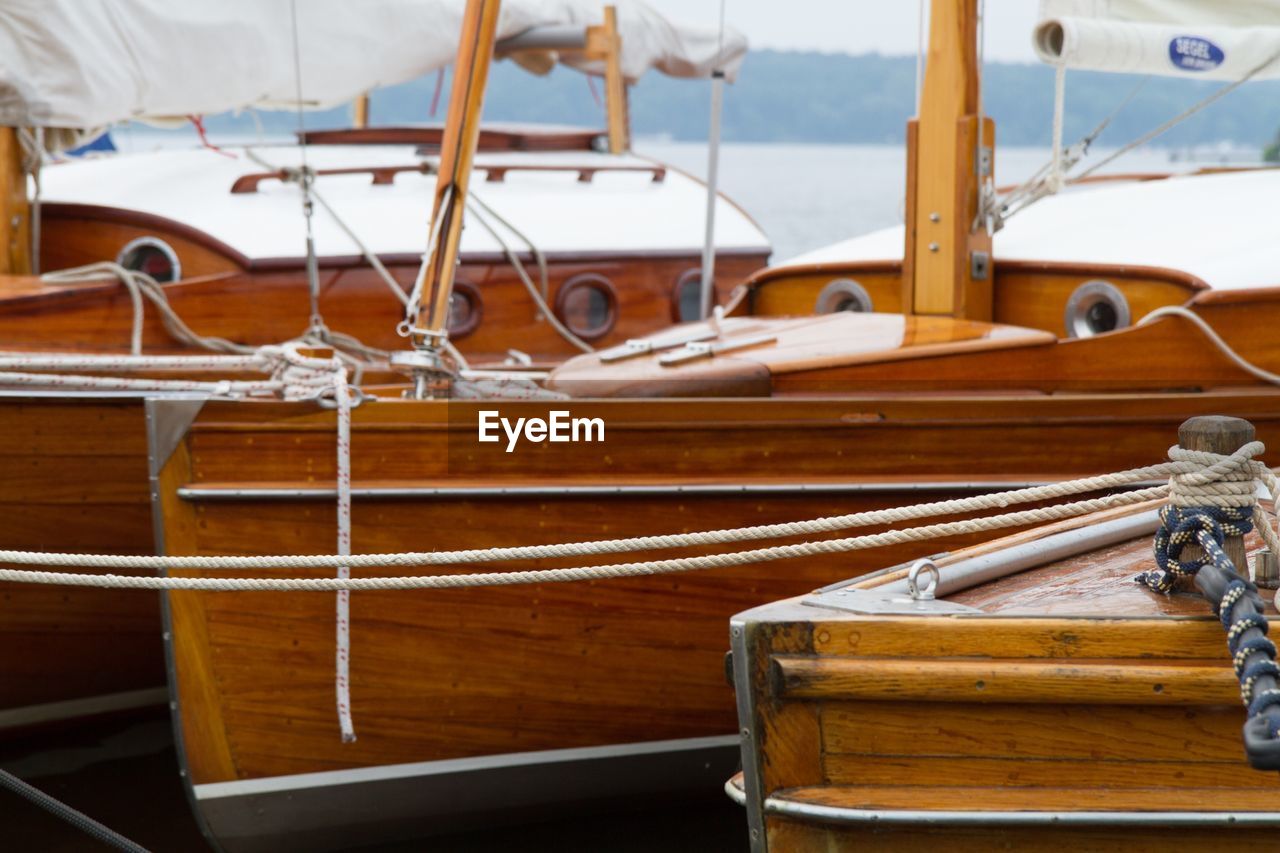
[39,143,770,261]
[773,169,1280,291]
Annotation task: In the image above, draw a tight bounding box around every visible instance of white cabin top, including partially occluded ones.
[774,169,1280,291]
[40,142,770,261]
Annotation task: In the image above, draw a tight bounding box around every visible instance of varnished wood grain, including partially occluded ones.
[768,819,1279,852]
[774,655,1238,704]
[0,398,163,709]
[822,754,1272,790]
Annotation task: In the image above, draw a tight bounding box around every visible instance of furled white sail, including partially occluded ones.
[1035,0,1280,79]
[0,0,746,129]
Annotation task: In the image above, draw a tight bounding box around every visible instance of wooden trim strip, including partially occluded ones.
[747,257,1210,293]
[771,656,1239,704]
[762,795,1280,826]
[42,202,252,269]
[230,163,432,194]
[482,164,664,183]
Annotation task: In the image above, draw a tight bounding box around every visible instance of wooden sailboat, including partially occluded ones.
[139,0,1280,847]
[726,416,1280,850]
[0,0,761,731]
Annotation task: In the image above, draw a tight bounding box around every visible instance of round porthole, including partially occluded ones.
[1064,280,1130,338]
[672,268,713,323]
[555,273,617,340]
[117,236,181,283]
[446,280,482,339]
[815,278,873,314]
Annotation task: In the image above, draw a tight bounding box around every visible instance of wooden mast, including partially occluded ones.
[902,0,993,320]
[352,94,370,129]
[587,6,629,153]
[411,0,501,352]
[0,128,31,275]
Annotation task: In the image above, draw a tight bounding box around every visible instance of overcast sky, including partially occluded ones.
[642,0,1043,63]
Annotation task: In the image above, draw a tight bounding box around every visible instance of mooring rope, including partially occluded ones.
[0,486,1175,590]
[1134,441,1280,769]
[0,467,1183,573]
[0,768,147,853]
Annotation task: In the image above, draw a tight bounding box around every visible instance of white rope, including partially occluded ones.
[5,446,1278,594]
[0,487,1171,591]
[1166,442,1280,558]
[333,368,355,743]
[1049,63,1066,193]
[42,263,256,355]
[0,342,345,400]
[0,463,1180,572]
[1139,305,1280,388]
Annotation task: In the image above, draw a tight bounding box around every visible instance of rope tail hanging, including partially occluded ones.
[1137,440,1280,770]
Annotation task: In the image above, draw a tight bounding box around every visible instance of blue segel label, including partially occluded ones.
[1169,36,1224,72]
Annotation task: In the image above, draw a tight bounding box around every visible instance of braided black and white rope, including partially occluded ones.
[1140,503,1280,768]
[1139,504,1255,593]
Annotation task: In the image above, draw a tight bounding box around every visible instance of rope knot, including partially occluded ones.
[1136,441,1269,593]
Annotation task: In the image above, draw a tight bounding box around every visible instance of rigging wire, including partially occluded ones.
[914,0,925,114]
[1071,46,1280,182]
[289,0,327,339]
[1000,48,1280,225]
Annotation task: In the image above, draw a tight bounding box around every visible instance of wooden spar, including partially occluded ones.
[0,127,31,275]
[902,0,993,320]
[587,6,630,154]
[412,0,502,348]
[1178,415,1256,574]
[352,93,371,129]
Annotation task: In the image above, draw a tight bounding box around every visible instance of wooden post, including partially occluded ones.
[0,127,31,275]
[1179,415,1256,575]
[352,93,370,129]
[902,0,992,321]
[413,0,501,347]
[587,6,629,154]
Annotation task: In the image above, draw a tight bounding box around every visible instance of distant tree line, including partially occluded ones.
[198,50,1280,151]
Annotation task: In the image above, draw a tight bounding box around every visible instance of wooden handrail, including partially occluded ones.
[481,163,665,183]
[230,163,433,194]
[230,162,665,194]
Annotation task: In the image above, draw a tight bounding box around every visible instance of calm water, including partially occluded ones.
[110,129,1206,264]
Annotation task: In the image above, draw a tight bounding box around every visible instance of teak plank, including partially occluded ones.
[775,656,1239,705]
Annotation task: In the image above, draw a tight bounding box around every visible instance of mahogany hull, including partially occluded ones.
[729,519,1280,851]
[144,391,1280,846]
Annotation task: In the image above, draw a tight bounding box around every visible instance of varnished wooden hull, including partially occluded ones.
[729,519,1280,851]
[0,214,764,724]
[0,394,165,727]
[148,391,1280,847]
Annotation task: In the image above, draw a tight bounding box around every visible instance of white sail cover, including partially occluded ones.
[1035,0,1280,80]
[0,0,746,129]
